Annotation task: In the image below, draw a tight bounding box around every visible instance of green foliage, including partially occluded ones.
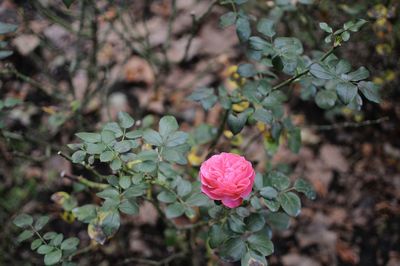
[13,214,79,265]
[11,0,384,265]
[0,21,17,59]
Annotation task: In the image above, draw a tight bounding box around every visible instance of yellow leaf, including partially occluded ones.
[232,101,250,112]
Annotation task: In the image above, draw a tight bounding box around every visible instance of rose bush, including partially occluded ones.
[200,152,255,208]
[9,0,382,265]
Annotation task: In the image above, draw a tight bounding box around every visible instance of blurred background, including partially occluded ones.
[0,0,399,265]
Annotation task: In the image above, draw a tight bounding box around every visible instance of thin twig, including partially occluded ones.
[0,66,62,100]
[181,0,218,63]
[306,116,389,131]
[207,110,229,158]
[57,151,106,180]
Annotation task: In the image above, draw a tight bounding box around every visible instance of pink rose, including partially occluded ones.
[199,152,255,208]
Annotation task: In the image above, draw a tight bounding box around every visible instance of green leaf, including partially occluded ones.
[71,150,86,163]
[51,233,64,246]
[13,214,33,228]
[17,230,34,242]
[227,109,253,135]
[177,180,192,197]
[260,186,278,199]
[208,224,225,248]
[119,199,139,215]
[101,130,116,144]
[267,171,290,191]
[358,81,380,103]
[61,237,79,250]
[335,59,351,75]
[62,0,76,8]
[310,64,335,79]
[287,127,301,153]
[43,232,57,240]
[114,140,132,153]
[186,193,210,206]
[103,122,123,138]
[37,244,54,254]
[274,37,303,55]
[44,249,62,265]
[257,18,275,37]
[101,211,120,237]
[0,22,17,34]
[208,205,224,219]
[241,250,268,266]
[294,178,316,200]
[236,207,250,217]
[110,158,122,171]
[143,129,163,146]
[166,131,188,147]
[31,239,43,250]
[100,151,114,162]
[247,234,274,256]
[315,90,337,109]
[118,111,135,129]
[341,31,350,41]
[228,215,246,233]
[119,176,131,189]
[0,50,13,59]
[220,238,246,262]
[238,63,256,78]
[75,132,101,143]
[157,191,177,203]
[272,55,284,71]
[165,202,185,218]
[236,17,251,42]
[4,97,22,107]
[125,130,142,139]
[336,82,358,104]
[278,192,301,217]
[124,184,147,198]
[245,213,265,232]
[220,12,237,28]
[347,66,369,81]
[34,216,50,231]
[265,212,290,230]
[97,188,119,200]
[86,143,106,155]
[264,198,280,212]
[319,22,332,33]
[188,88,218,110]
[159,116,179,137]
[252,108,273,124]
[72,204,97,223]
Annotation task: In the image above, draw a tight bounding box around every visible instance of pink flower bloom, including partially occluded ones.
[199,152,255,208]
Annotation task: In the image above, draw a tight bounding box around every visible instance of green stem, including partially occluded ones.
[61,172,108,190]
[271,46,337,91]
